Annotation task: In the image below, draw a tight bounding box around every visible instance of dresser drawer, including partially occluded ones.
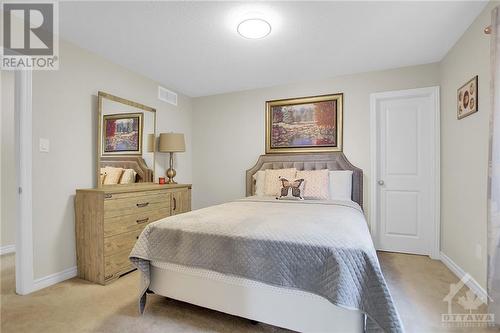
[104,250,133,282]
[104,229,143,255]
[104,192,170,218]
[103,208,170,237]
[104,189,170,200]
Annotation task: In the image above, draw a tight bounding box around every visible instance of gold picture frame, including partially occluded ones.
[101,112,143,156]
[266,93,343,154]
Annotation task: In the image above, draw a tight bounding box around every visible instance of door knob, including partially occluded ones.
[378,180,385,185]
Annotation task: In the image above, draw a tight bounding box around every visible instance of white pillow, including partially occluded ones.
[120,168,137,184]
[296,169,329,200]
[102,167,124,185]
[329,170,353,201]
[264,168,297,196]
[252,170,266,196]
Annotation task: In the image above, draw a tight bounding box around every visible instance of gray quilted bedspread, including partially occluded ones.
[130,197,403,333]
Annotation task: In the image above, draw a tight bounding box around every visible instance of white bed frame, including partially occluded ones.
[150,262,364,332]
[148,153,365,332]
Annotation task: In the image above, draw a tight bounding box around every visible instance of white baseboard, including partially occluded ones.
[440,251,487,301]
[0,244,16,255]
[32,266,77,292]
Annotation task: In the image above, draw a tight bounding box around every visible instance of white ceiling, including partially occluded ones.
[59,1,487,97]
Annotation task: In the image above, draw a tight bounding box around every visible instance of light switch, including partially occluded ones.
[39,138,50,153]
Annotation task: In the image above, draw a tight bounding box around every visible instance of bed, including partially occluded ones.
[100,156,153,183]
[130,153,402,333]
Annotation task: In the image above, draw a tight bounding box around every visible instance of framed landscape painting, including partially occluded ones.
[266,93,343,153]
[102,113,143,155]
[457,75,478,119]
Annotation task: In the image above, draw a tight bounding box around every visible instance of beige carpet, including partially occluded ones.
[0,252,497,333]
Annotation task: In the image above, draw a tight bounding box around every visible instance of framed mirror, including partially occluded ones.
[97,91,156,187]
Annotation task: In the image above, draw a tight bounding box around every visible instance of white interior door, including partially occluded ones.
[371,87,439,258]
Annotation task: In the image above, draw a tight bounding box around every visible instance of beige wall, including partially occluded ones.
[191,63,441,224]
[1,70,16,248]
[439,1,498,289]
[31,40,193,279]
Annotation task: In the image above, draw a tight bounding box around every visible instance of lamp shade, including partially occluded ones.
[159,133,185,153]
[147,134,156,152]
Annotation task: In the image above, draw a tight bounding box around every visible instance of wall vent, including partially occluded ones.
[158,86,177,106]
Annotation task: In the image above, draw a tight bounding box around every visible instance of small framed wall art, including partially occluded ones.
[457,76,478,119]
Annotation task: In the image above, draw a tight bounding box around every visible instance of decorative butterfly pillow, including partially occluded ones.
[277,177,305,200]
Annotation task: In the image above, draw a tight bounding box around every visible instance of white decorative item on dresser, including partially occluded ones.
[75,183,191,285]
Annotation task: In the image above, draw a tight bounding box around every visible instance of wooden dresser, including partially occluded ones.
[75,183,191,285]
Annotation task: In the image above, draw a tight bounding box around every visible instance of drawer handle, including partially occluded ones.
[105,194,112,199]
[173,197,177,211]
[136,202,149,208]
[136,217,149,224]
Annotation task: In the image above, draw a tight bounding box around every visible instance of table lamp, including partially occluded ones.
[159,133,185,184]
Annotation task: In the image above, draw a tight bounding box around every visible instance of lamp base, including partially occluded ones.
[166,167,177,184]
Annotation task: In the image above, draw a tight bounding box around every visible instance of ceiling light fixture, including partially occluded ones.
[237,18,271,39]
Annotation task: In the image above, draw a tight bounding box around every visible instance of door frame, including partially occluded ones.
[369,86,440,259]
[14,69,35,295]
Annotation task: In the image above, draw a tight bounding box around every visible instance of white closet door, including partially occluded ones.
[371,87,439,257]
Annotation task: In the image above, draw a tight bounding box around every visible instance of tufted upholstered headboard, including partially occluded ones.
[245,152,363,207]
[100,156,153,183]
